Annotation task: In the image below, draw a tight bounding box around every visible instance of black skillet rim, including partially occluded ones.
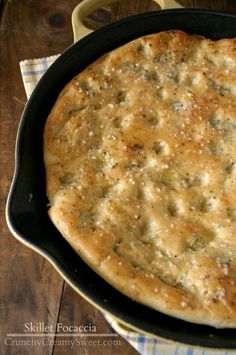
[6,8,236,348]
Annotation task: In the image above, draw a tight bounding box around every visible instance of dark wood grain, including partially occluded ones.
[1,1,236,354]
[194,0,236,11]
[0,1,78,353]
[53,284,136,355]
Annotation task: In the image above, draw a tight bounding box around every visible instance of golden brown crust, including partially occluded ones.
[44,30,236,328]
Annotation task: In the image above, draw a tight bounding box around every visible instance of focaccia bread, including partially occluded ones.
[44,30,236,328]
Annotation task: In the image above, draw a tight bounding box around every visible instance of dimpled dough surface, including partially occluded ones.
[44,31,236,328]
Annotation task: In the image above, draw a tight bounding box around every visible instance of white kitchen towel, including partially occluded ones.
[19,55,234,355]
[20,55,60,99]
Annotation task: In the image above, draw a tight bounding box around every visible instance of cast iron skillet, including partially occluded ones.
[6,8,236,348]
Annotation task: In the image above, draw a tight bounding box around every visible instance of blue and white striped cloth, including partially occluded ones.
[20,55,235,355]
[20,55,60,99]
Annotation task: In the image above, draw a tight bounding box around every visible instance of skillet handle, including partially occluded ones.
[72,0,117,43]
[72,0,183,43]
[154,0,183,9]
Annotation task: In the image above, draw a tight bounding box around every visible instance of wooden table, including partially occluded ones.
[1,1,236,354]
